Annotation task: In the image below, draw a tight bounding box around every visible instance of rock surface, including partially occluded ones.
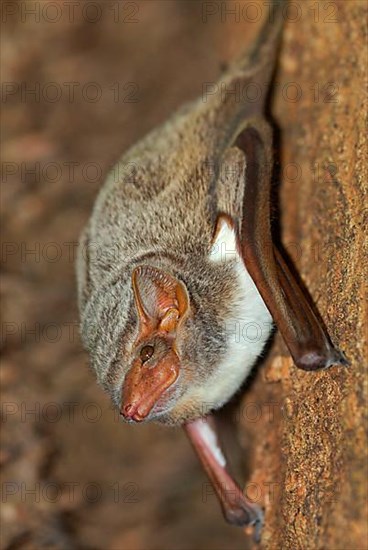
[241,2,367,548]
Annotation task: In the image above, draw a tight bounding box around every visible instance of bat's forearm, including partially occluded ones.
[184,416,263,542]
[235,125,348,371]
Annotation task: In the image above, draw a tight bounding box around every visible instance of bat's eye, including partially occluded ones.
[140,345,154,363]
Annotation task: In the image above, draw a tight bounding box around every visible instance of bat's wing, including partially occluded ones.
[231,122,348,370]
[206,0,347,369]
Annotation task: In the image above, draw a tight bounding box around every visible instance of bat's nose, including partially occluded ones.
[120,403,146,422]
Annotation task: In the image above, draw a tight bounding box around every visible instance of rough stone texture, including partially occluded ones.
[239,2,367,549]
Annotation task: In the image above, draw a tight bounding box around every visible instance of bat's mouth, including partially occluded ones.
[120,373,178,422]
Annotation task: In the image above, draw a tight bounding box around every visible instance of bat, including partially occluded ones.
[76,0,347,540]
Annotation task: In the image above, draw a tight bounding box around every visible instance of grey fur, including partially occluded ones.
[76,2,284,425]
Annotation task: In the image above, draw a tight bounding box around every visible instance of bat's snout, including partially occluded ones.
[120,349,180,422]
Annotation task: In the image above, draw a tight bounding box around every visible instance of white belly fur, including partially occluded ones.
[187,219,273,411]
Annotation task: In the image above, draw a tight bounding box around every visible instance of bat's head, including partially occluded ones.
[120,265,191,424]
[115,215,272,426]
[117,248,247,426]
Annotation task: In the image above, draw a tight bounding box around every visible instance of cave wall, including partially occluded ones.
[238,2,367,548]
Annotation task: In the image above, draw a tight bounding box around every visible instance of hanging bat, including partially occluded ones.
[76,0,347,540]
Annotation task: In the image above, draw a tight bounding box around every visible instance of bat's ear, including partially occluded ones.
[132,266,189,335]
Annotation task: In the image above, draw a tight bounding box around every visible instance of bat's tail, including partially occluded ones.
[246,0,285,68]
[229,0,285,83]
[198,0,286,148]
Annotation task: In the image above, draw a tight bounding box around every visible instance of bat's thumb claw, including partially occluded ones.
[252,513,264,544]
[325,346,350,369]
[223,499,264,542]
